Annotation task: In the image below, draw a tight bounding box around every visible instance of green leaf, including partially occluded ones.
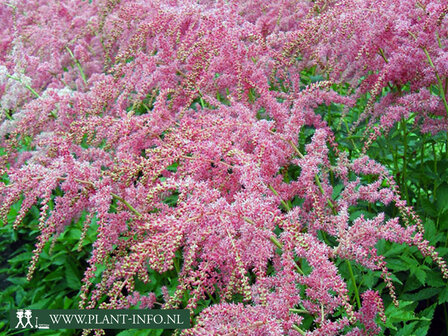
[51,253,68,266]
[437,247,448,256]
[424,219,436,240]
[386,258,409,272]
[403,275,424,292]
[414,304,437,336]
[332,183,344,199]
[419,303,436,320]
[439,214,448,231]
[412,267,427,286]
[6,277,27,286]
[425,270,446,288]
[436,182,448,213]
[42,270,64,283]
[65,263,81,290]
[402,287,440,301]
[162,192,179,207]
[395,321,418,336]
[8,251,32,264]
[382,242,407,257]
[63,297,74,309]
[361,270,380,288]
[29,297,53,309]
[384,307,415,328]
[66,228,82,241]
[438,286,448,304]
[310,75,324,83]
[166,162,178,172]
[421,198,437,217]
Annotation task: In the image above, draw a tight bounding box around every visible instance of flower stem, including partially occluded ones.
[422,47,448,116]
[432,142,437,198]
[269,236,304,275]
[401,119,409,203]
[65,46,88,85]
[292,324,306,336]
[289,308,309,314]
[268,184,291,211]
[223,210,305,275]
[268,131,337,213]
[6,74,40,98]
[111,193,142,218]
[6,74,57,118]
[346,260,361,309]
[378,47,388,63]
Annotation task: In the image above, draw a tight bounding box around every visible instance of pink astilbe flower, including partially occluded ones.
[278,0,448,143]
[184,303,288,336]
[1,0,447,335]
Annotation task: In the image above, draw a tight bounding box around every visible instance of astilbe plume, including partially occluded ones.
[279,0,448,145]
[1,0,447,335]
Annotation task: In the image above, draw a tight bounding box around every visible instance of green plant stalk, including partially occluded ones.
[392,144,399,187]
[289,308,309,314]
[446,130,448,159]
[239,213,304,275]
[432,142,437,199]
[268,132,340,212]
[65,46,88,85]
[6,74,40,98]
[436,32,443,49]
[4,110,13,120]
[292,324,306,336]
[6,74,58,118]
[344,119,361,154]
[321,303,324,323]
[269,236,304,275]
[110,193,142,218]
[346,260,361,309]
[268,184,291,211]
[420,136,425,204]
[378,47,389,64]
[174,256,180,274]
[206,290,217,304]
[270,136,337,213]
[4,2,17,9]
[327,103,332,127]
[314,175,337,214]
[401,119,409,203]
[422,47,448,116]
[445,77,448,97]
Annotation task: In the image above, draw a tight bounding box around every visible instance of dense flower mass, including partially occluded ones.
[1,0,447,335]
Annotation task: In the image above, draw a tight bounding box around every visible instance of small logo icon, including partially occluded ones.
[14,310,26,329]
[23,310,34,328]
[15,309,34,328]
